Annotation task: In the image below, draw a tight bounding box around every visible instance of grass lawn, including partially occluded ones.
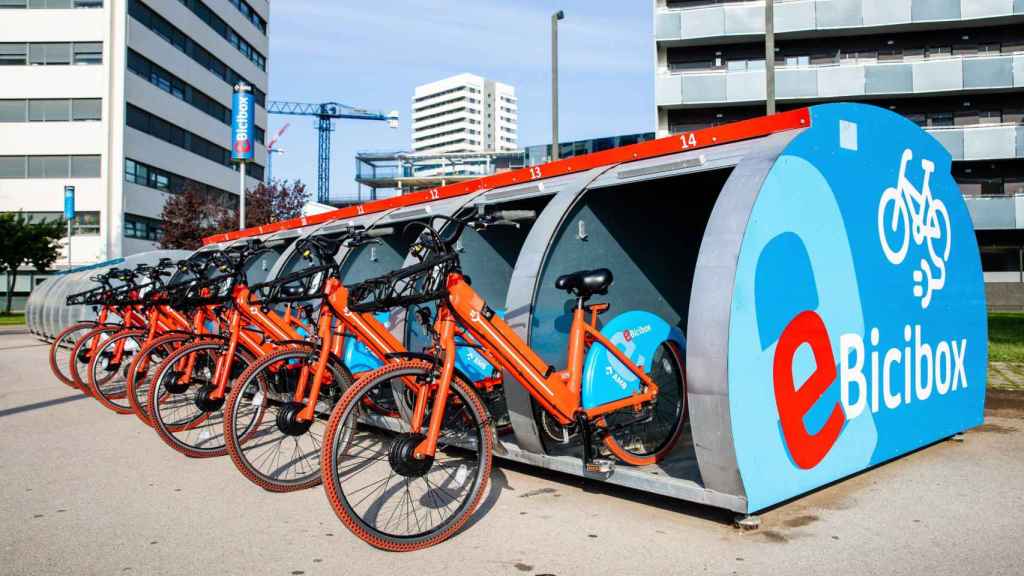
[989,312,1024,364]
[0,313,25,326]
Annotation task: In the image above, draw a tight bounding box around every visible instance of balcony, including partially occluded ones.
[656,53,1024,107]
[656,0,1024,45]
[926,124,1024,161]
[964,194,1024,230]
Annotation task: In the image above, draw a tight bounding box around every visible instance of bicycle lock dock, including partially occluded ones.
[27,103,988,517]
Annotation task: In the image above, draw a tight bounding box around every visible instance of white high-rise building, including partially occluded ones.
[411,73,517,154]
[0,0,269,271]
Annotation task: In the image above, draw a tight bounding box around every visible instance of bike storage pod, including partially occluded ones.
[172,103,992,514]
[29,251,189,339]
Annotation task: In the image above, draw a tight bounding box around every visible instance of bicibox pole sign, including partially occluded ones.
[728,104,987,512]
[231,88,255,162]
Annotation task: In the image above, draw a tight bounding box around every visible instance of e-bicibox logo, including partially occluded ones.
[728,104,986,512]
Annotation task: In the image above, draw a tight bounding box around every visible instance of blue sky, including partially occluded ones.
[265,0,654,202]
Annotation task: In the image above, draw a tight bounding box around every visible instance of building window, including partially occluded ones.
[0,98,100,122]
[0,43,27,65]
[125,105,264,179]
[128,0,265,107]
[2,0,103,6]
[71,98,101,121]
[29,99,70,121]
[124,213,163,241]
[174,0,266,70]
[0,155,100,178]
[1,42,101,65]
[72,42,102,65]
[30,42,70,65]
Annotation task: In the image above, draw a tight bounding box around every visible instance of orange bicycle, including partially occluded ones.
[124,256,224,426]
[321,211,687,550]
[50,268,123,391]
[146,241,316,457]
[65,268,150,394]
[224,228,514,493]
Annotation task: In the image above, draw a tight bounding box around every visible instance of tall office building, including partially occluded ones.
[412,73,518,155]
[654,0,1024,284]
[0,0,269,271]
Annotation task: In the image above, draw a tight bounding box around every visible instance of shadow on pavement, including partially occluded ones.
[0,393,88,418]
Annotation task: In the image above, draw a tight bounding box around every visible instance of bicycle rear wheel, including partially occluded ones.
[148,339,254,458]
[225,345,353,492]
[88,329,145,414]
[50,321,96,388]
[127,332,192,427]
[602,340,687,466]
[321,360,492,551]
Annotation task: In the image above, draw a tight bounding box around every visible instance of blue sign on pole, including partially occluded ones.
[231,88,255,162]
[63,185,75,219]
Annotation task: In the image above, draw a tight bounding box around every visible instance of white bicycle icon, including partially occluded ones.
[877,148,952,309]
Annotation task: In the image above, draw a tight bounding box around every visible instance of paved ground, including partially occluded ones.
[2,330,1023,576]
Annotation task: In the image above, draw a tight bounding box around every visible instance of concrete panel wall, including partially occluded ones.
[864,0,911,26]
[866,63,913,94]
[776,1,816,33]
[964,126,1016,160]
[724,3,763,35]
[683,74,727,103]
[962,0,1013,19]
[656,75,683,107]
[655,11,681,40]
[986,283,1024,312]
[727,71,766,102]
[911,0,961,21]
[913,58,963,92]
[818,65,865,97]
[1014,54,1024,87]
[964,56,1014,89]
[681,7,724,38]
[929,130,964,160]
[965,196,1018,230]
[777,68,818,99]
[816,0,863,27]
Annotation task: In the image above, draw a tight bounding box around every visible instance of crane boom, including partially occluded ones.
[266,101,398,203]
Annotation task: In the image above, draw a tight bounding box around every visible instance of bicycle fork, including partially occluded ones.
[412,308,459,460]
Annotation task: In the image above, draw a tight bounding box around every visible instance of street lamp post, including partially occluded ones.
[551,10,564,161]
[765,0,776,115]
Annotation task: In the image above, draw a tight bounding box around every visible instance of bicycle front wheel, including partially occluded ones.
[148,339,254,458]
[69,325,120,395]
[127,332,192,427]
[88,329,145,414]
[321,360,493,551]
[225,345,353,492]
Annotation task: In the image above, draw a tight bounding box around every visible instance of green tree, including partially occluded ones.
[0,212,66,314]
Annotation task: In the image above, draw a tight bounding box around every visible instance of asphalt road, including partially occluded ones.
[2,331,1022,576]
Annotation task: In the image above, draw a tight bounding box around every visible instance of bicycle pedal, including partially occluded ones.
[585,459,615,475]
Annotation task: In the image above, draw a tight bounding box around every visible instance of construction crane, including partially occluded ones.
[265,122,289,184]
[266,101,399,203]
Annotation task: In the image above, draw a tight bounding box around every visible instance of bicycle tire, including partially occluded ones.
[602,340,687,466]
[321,360,493,551]
[224,345,354,492]
[49,321,97,388]
[87,329,145,414]
[69,325,121,396]
[148,338,256,458]
[126,332,193,427]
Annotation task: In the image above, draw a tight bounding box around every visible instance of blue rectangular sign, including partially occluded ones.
[231,90,255,162]
[64,185,75,219]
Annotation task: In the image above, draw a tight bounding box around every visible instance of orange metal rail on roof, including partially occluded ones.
[203,108,811,245]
